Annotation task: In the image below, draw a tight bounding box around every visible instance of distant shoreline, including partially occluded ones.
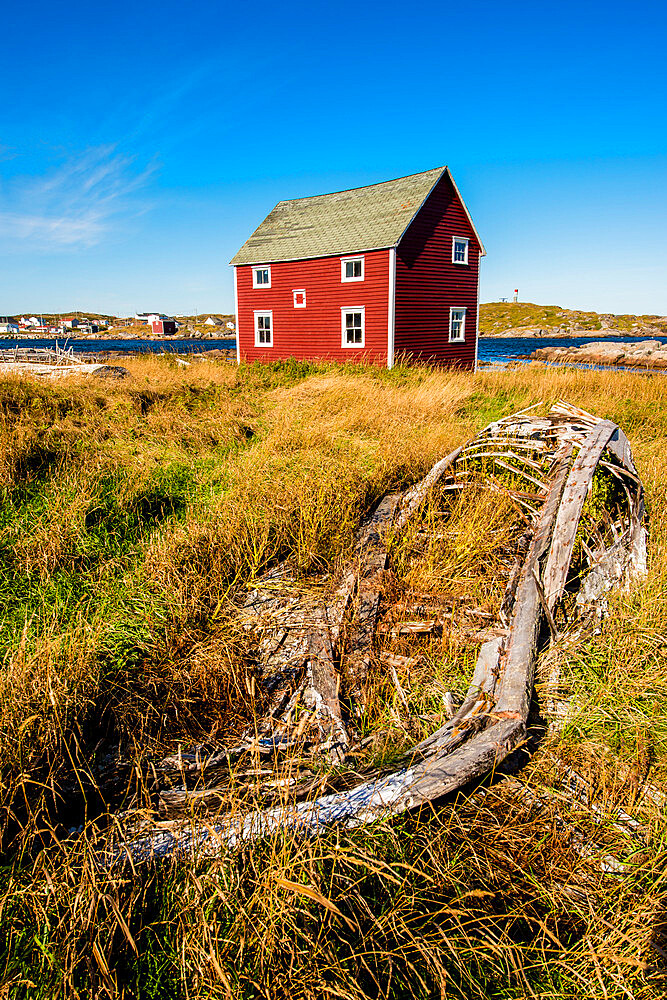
[479,328,663,340]
[5,333,236,343]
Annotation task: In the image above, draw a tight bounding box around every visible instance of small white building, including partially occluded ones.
[0,322,19,334]
[136,312,169,324]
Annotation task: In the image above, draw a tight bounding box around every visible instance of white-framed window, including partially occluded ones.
[254,310,273,346]
[452,237,469,265]
[341,306,365,348]
[253,266,271,288]
[341,256,364,282]
[449,307,466,343]
[293,289,306,308]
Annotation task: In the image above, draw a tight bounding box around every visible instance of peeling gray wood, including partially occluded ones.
[492,450,572,721]
[345,492,402,689]
[542,421,617,611]
[106,403,648,864]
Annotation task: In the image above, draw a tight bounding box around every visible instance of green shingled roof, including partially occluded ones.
[230,166,451,265]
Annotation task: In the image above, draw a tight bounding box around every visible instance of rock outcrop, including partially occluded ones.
[486,322,667,340]
[531,339,667,369]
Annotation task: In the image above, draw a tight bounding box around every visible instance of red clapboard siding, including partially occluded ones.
[237,249,390,364]
[394,172,480,369]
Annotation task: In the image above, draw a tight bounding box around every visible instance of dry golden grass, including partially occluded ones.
[0,357,665,997]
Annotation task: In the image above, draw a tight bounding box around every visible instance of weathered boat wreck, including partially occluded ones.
[114,402,647,861]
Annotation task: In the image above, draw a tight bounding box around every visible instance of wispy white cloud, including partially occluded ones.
[0,145,156,249]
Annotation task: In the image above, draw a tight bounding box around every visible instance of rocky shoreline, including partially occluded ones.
[482,321,667,339]
[530,339,667,370]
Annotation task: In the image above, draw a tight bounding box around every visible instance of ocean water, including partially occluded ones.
[477,334,667,366]
[0,337,236,355]
[2,334,667,366]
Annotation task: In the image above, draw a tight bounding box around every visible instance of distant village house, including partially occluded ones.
[135,312,169,324]
[230,166,485,369]
[151,319,177,335]
[0,317,19,334]
[134,312,177,335]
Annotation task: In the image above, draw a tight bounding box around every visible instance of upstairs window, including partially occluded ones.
[341,256,364,282]
[449,307,466,343]
[253,266,271,288]
[341,307,365,347]
[452,237,469,265]
[293,289,306,308]
[254,310,273,346]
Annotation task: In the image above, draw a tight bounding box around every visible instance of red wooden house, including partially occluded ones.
[230,166,485,369]
[151,319,177,336]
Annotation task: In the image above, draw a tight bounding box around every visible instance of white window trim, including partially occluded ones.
[341,306,365,348]
[387,247,396,369]
[252,265,271,288]
[452,236,469,265]
[293,288,306,309]
[449,306,466,343]
[341,256,365,282]
[254,309,273,347]
[233,266,240,365]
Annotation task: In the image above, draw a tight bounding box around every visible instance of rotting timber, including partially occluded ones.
[112,401,648,862]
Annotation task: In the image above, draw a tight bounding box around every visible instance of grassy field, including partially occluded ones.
[479,301,667,336]
[0,357,665,998]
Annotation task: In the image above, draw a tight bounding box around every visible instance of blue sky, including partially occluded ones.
[1,0,665,316]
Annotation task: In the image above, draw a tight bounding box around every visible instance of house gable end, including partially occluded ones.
[393,171,482,369]
[396,170,483,261]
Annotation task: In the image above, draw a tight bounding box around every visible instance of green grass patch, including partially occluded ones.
[0,358,665,997]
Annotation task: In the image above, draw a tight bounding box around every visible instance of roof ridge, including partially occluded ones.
[273,166,446,207]
[229,166,482,266]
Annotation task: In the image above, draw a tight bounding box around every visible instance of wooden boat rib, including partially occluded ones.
[112,401,647,862]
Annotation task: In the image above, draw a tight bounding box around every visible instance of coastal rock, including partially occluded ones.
[484,324,666,340]
[531,339,667,370]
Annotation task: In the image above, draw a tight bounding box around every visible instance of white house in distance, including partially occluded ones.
[135,312,170,324]
[0,317,19,334]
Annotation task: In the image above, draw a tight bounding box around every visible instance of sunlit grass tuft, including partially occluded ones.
[0,357,665,996]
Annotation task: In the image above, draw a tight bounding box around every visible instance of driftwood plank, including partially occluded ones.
[345,492,402,689]
[492,449,572,721]
[604,428,639,476]
[499,529,533,623]
[305,627,348,756]
[542,421,617,611]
